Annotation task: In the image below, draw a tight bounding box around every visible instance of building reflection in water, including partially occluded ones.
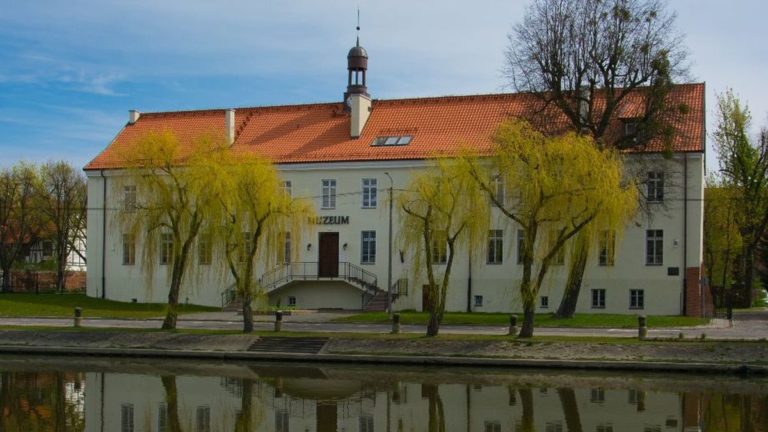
[0,359,767,431]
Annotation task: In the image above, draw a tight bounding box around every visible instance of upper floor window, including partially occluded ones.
[647,172,664,202]
[598,230,616,266]
[646,229,663,265]
[491,175,505,207]
[516,229,525,264]
[361,230,376,264]
[487,229,503,264]
[371,135,412,146]
[278,232,291,264]
[321,179,336,209]
[431,231,447,265]
[281,181,292,197]
[362,178,377,208]
[160,233,173,265]
[198,235,212,265]
[123,185,137,212]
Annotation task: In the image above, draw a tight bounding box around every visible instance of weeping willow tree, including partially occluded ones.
[206,151,313,333]
[464,119,637,337]
[398,158,489,336]
[117,131,224,329]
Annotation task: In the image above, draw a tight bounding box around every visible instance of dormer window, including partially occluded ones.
[623,119,639,137]
[371,135,412,146]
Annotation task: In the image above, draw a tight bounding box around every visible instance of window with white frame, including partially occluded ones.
[321,179,336,209]
[431,231,447,264]
[122,234,135,265]
[121,403,134,432]
[647,172,664,202]
[198,235,211,265]
[196,406,210,432]
[540,296,549,309]
[474,295,483,307]
[157,403,167,432]
[361,230,376,264]
[646,230,663,265]
[362,178,377,208]
[278,232,291,264]
[123,185,137,212]
[487,230,503,264]
[484,421,501,432]
[281,180,292,197]
[160,233,173,265]
[549,229,565,265]
[491,175,504,207]
[630,289,645,309]
[592,289,606,309]
[516,229,525,264]
[598,230,616,266]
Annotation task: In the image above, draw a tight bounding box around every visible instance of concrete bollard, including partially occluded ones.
[391,313,401,334]
[74,307,82,328]
[274,310,283,332]
[509,314,518,336]
[638,315,647,340]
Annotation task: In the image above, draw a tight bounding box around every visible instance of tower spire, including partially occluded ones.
[356,7,360,46]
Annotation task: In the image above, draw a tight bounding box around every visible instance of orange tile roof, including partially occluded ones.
[84,83,704,170]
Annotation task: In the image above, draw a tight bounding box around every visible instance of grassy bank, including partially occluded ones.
[0,294,218,319]
[334,311,708,328]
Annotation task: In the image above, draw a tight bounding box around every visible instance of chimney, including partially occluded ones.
[225,109,236,145]
[128,110,140,125]
[349,94,371,138]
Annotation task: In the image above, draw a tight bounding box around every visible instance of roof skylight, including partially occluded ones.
[372,135,413,146]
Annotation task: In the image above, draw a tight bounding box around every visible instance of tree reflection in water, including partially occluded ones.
[0,359,767,431]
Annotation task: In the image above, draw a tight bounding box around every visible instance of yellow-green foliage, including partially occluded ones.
[205,150,314,313]
[704,176,742,292]
[398,157,490,335]
[116,131,224,302]
[463,119,638,336]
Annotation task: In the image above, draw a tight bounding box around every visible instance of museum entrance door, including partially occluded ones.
[318,232,339,277]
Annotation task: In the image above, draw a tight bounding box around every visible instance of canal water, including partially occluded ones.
[0,355,766,431]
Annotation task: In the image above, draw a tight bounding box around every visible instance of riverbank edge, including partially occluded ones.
[0,340,765,376]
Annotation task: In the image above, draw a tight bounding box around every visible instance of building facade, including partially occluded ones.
[84,41,709,316]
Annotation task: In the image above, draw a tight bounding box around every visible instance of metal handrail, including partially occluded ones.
[259,261,379,294]
[220,285,237,308]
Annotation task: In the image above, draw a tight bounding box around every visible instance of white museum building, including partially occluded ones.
[84,40,710,316]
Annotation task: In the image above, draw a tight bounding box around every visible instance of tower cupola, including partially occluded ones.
[344,37,369,102]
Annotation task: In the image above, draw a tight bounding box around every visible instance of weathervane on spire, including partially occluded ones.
[356,7,361,46]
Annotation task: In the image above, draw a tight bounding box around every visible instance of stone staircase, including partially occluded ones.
[247,337,329,354]
[364,291,389,312]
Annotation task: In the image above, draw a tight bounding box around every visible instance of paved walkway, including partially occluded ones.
[1,309,767,339]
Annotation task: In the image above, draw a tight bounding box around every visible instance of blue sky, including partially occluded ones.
[1,0,766,171]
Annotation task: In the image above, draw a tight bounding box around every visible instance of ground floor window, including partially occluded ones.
[540,296,549,309]
[288,296,296,307]
[630,289,645,310]
[474,295,483,307]
[592,289,606,309]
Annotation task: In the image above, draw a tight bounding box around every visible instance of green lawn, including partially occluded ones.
[334,311,708,328]
[0,293,218,319]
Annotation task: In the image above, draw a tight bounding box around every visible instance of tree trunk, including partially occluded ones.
[235,379,253,432]
[161,376,182,432]
[424,384,445,432]
[519,388,534,432]
[242,289,254,333]
[161,265,181,330]
[56,257,67,294]
[1,267,11,293]
[556,240,589,318]
[557,388,583,432]
[426,310,441,337]
[519,302,535,338]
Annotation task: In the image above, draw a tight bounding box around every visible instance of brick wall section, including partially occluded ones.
[8,271,86,293]
[685,265,714,317]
